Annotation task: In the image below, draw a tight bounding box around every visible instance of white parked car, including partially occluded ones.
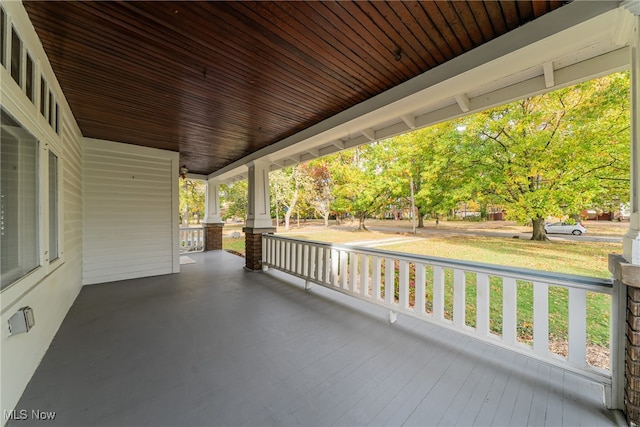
[544,222,587,235]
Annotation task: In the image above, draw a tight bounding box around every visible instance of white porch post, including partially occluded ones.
[204,179,222,224]
[245,159,273,229]
[612,5,640,424]
[244,159,275,270]
[625,10,640,265]
[203,179,224,251]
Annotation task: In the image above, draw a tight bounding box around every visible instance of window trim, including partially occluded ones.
[39,76,47,119]
[0,6,6,69]
[25,50,34,102]
[1,113,40,290]
[0,108,65,296]
[10,24,21,87]
[47,148,61,265]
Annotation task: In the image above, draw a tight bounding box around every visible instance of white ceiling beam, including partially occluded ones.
[543,62,555,88]
[361,128,376,141]
[331,140,346,150]
[401,114,416,129]
[318,145,340,157]
[299,153,315,162]
[614,7,636,46]
[185,173,208,181]
[455,93,470,112]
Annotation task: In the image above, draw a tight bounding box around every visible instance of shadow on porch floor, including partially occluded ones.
[12,251,617,426]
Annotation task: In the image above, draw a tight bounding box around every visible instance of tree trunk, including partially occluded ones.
[531,217,549,241]
[284,210,292,230]
[323,212,329,227]
[283,189,298,231]
[417,212,424,228]
[357,213,368,231]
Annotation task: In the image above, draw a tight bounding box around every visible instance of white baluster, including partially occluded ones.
[385,258,394,305]
[453,269,465,328]
[503,277,517,345]
[568,288,587,366]
[372,256,381,300]
[274,238,280,268]
[331,249,339,286]
[433,266,445,321]
[324,247,331,284]
[533,282,549,355]
[349,252,359,293]
[316,245,324,282]
[285,241,291,271]
[340,251,348,289]
[296,243,306,274]
[309,245,316,280]
[476,273,490,336]
[280,240,286,269]
[360,255,369,297]
[302,243,309,276]
[399,261,409,310]
[415,263,425,316]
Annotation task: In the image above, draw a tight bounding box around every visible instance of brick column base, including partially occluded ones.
[203,223,224,251]
[243,227,276,271]
[610,254,640,424]
[628,286,640,425]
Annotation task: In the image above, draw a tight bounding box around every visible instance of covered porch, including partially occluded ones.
[13,250,616,426]
[3,1,640,425]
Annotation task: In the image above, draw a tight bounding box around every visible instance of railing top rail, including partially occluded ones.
[262,234,612,293]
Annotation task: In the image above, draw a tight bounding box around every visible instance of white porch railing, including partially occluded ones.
[180,227,204,253]
[262,234,621,406]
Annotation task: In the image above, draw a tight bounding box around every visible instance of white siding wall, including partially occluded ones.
[83,139,180,285]
[0,2,84,418]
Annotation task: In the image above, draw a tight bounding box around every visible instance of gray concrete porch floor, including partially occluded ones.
[12,250,618,426]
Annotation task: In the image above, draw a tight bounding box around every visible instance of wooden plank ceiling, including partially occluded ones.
[24,1,568,175]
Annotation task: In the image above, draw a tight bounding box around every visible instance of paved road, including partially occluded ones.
[361,225,623,244]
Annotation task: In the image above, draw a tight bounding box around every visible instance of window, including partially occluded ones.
[48,90,54,127]
[26,52,34,102]
[1,108,39,289]
[49,151,58,262]
[10,26,21,86]
[1,7,6,68]
[40,76,46,118]
[55,102,60,134]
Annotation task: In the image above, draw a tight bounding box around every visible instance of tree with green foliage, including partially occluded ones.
[179,179,206,225]
[454,72,629,240]
[303,160,334,227]
[270,165,312,231]
[388,123,470,227]
[330,143,398,231]
[220,180,248,221]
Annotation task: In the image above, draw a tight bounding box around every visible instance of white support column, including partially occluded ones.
[245,159,273,229]
[243,159,275,271]
[625,13,640,265]
[204,179,222,224]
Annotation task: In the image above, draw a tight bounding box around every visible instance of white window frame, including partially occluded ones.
[1,114,40,289]
[47,145,62,265]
